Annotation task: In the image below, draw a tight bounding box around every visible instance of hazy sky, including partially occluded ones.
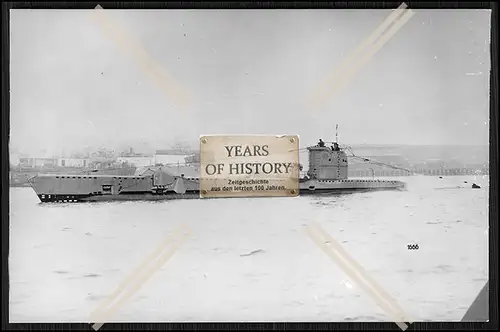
[10,9,491,156]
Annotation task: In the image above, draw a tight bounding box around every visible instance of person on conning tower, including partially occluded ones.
[318,139,325,147]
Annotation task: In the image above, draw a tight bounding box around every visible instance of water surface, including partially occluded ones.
[9,175,489,322]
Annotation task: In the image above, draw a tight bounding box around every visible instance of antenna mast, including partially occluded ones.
[335,124,339,143]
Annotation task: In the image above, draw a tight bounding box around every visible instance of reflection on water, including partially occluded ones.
[9,175,489,322]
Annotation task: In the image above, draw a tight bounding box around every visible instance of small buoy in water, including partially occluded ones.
[439,176,443,179]
[464,181,468,183]
[472,183,481,189]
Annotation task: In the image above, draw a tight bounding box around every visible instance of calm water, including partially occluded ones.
[9,175,489,323]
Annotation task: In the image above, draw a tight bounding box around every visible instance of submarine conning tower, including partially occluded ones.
[307,139,348,180]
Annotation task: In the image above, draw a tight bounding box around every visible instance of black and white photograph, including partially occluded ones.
[7,4,492,326]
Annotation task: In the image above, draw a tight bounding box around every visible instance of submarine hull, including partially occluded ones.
[31,177,406,203]
[28,140,407,204]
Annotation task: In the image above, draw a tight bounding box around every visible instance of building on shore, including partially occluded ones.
[116,155,154,167]
[19,157,58,168]
[184,152,200,164]
[153,149,193,166]
[57,157,90,168]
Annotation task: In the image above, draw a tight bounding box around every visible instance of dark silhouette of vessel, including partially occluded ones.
[28,139,406,203]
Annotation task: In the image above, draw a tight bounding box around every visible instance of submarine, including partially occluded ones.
[28,139,406,203]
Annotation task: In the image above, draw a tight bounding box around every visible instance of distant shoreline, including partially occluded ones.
[9,172,489,188]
